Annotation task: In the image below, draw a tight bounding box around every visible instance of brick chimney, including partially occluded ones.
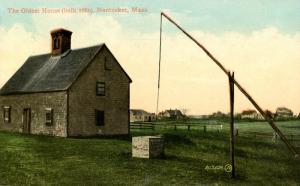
[50,28,72,55]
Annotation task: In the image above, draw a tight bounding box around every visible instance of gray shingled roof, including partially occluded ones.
[0,44,107,95]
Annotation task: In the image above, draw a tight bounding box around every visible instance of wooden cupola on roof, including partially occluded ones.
[50,28,72,55]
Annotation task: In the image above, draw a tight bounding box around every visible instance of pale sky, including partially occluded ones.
[0,0,299,115]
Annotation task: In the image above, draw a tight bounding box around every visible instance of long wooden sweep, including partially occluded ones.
[156,12,298,157]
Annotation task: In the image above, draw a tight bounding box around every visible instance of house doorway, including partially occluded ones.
[23,108,31,134]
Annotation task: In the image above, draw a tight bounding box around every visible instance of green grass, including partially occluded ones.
[152,120,300,134]
[0,121,300,185]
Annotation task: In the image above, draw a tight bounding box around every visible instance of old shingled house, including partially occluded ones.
[275,107,294,119]
[0,28,132,137]
[241,109,264,120]
[158,109,184,119]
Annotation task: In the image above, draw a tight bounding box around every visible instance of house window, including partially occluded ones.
[96,82,105,96]
[3,106,11,123]
[53,37,60,49]
[95,110,104,126]
[104,57,112,70]
[45,108,53,126]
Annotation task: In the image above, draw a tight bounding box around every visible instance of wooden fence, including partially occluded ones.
[238,131,300,144]
[130,122,300,147]
[130,123,155,130]
[130,122,223,132]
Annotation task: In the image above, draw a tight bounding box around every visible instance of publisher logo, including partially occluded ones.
[224,164,232,173]
[204,164,232,173]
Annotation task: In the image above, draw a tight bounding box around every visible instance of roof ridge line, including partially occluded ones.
[27,43,105,58]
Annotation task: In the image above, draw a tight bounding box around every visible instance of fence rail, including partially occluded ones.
[130,122,223,132]
[130,122,300,145]
[239,131,300,141]
[130,123,155,130]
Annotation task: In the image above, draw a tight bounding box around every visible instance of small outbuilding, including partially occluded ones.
[130,109,155,122]
[0,28,132,137]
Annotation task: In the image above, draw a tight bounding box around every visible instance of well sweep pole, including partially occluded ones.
[160,12,298,157]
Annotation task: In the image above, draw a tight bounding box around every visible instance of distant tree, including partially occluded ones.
[180,108,188,116]
[209,111,227,119]
[234,113,242,120]
[179,108,189,123]
[265,109,273,118]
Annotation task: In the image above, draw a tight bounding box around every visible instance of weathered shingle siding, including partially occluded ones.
[0,92,68,137]
[68,47,130,136]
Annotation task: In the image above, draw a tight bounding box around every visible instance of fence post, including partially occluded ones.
[235,128,238,136]
[174,125,177,131]
[272,132,278,142]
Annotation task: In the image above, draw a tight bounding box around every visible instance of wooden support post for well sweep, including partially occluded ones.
[229,72,235,178]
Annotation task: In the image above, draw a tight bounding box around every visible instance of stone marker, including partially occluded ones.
[132,136,164,159]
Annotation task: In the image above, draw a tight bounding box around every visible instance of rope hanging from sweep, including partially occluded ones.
[155,14,163,118]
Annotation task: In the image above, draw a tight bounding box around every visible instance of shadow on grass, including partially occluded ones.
[281,125,300,129]
[164,133,195,146]
[70,134,131,141]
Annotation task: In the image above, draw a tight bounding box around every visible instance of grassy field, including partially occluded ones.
[0,121,300,185]
[147,120,300,134]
